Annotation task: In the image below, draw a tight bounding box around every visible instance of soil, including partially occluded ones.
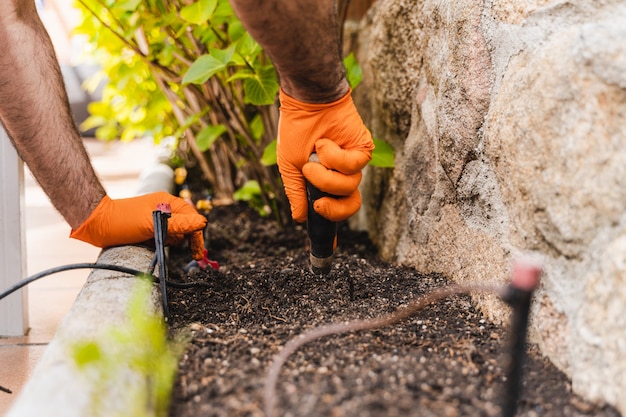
[165,203,621,417]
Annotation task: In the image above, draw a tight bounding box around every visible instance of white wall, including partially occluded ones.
[0,125,28,336]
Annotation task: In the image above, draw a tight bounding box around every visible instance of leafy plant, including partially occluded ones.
[72,280,185,417]
[74,0,393,224]
[370,138,394,167]
[233,179,271,216]
[74,0,287,222]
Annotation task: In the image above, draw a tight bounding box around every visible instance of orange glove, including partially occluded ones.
[70,191,207,248]
[277,88,374,223]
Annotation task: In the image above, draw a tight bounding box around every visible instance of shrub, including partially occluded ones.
[74,0,394,223]
[75,0,286,221]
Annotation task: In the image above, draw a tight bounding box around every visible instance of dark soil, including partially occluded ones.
[166,203,621,417]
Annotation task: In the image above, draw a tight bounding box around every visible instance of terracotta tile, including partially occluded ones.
[0,344,48,416]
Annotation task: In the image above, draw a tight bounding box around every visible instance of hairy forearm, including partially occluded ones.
[0,1,105,229]
[230,0,349,103]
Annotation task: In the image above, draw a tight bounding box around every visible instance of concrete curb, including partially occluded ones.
[7,157,174,417]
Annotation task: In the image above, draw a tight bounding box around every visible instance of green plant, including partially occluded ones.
[74,0,286,221]
[74,1,393,223]
[72,279,185,417]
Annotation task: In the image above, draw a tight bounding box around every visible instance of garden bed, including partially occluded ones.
[166,203,620,417]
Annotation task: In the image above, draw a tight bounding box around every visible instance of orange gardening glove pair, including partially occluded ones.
[70,191,207,250]
[277,88,375,223]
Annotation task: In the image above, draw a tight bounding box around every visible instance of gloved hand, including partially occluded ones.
[70,191,207,248]
[277,88,375,223]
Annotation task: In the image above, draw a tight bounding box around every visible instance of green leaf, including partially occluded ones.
[249,114,264,142]
[95,125,120,141]
[236,32,261,60]
[234,180,270,216]
[196,124,227,151]
[233,180,261,202]
[225,69,255,83]
[261,139,277,166]
[79,115,109,132]
[183,54,223,84]
[69,281,183,417]
[244,65,278,105]
[231,32,261,66]
[157,44,175,66]
[113,0,141,12]
[212,44,236,64]
[213,0,235,18]
[369,138,395,167]
[344,53,363,89]
[73,341,102,367]
[182,54,224,84]
[228,20,245,42]
[180,0,218,25]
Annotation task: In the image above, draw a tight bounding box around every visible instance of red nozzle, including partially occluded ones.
[511,258,541,291]
[156,203,172,214]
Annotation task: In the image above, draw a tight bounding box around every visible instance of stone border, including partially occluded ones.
[7,160,174,417]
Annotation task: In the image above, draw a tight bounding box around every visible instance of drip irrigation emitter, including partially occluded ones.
[150,204,171,320]
[500,260,541,417]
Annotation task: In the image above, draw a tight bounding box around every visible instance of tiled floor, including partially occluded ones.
[0,138,158,416]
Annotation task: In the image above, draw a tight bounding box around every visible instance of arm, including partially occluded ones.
[230,0,374,223]
[0,0,104,229]
[0,1,206,249]
[229,0,349,103]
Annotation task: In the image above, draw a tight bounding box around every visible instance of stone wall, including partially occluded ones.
[351,0,626,412]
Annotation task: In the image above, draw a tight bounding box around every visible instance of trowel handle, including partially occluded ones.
[306,153,337,274]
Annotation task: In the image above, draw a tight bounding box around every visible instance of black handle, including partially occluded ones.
[306,153,337,275]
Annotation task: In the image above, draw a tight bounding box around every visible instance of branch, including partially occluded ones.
[152,76,217,187]
[76,0,180,80]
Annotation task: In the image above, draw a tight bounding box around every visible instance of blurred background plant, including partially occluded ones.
[74,0,286,220]
[73,0,392,225]
[72,280,185,417]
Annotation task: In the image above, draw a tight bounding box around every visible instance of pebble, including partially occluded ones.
[187,383,199,396]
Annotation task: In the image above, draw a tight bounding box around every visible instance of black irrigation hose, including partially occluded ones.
[0,263,213,302]
[0,263,149,302]
[156,279,213,290]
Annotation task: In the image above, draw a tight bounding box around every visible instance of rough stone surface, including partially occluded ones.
[352,0,626,413]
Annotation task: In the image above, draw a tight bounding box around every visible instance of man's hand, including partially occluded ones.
[277,88,375,223]
[70,192,207,248]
